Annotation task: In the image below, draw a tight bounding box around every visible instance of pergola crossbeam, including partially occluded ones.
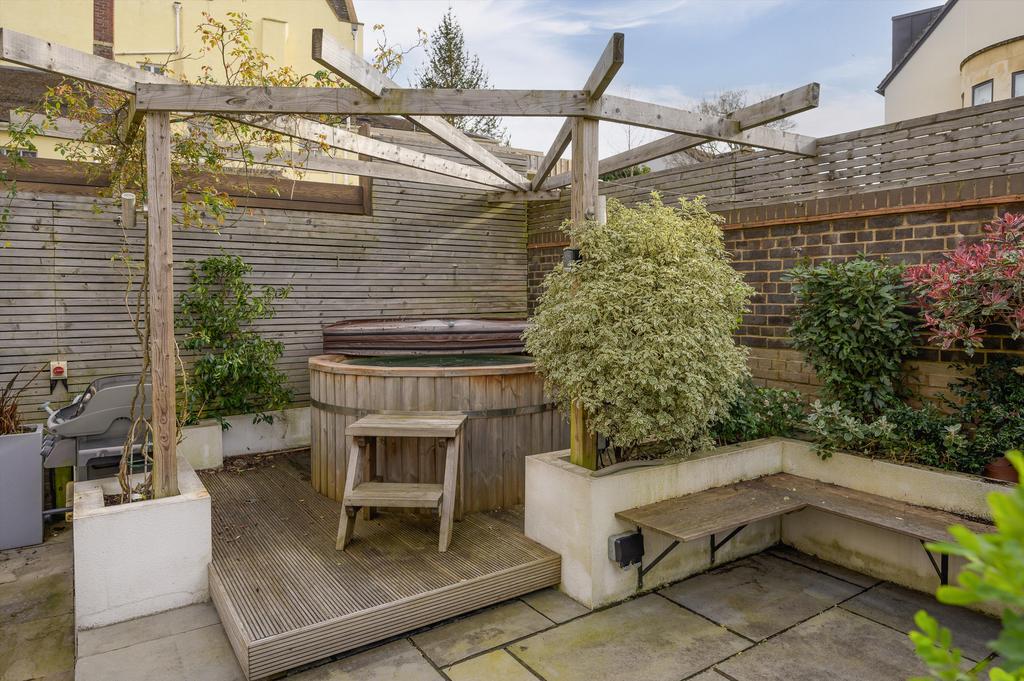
[132,84,817,157]
[233,116,516,189]
[531,33,624,191]
[311,28,530,190]
[537,83,821,191]
[227,144,505,190]
[0,27,176,93]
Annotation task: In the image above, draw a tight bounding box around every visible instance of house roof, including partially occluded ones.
[324,0,358,25]
[877,0,957,95]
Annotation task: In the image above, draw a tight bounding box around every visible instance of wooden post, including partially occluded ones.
[145,111,179,498]
[569,116,599,470]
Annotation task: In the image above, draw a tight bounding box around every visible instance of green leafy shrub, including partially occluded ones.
[710,380,804,445]
[910,450,1024,680]
[179,253,292,427]
[945,356,1024,474]
[804,400,971,469]
[786,256,915,415]
[524,194,753,453]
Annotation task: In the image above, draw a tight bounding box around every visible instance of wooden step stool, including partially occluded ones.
[336,411,467,552]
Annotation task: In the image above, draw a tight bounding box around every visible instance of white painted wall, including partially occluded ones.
[73,456,212,630]
[526,440,784,608]
[526,437,1009,610]
[884,0,1024,122]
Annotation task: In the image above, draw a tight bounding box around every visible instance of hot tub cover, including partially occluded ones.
[322,318,527,356]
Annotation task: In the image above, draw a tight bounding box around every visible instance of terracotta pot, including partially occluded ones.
[983,456,1019,483]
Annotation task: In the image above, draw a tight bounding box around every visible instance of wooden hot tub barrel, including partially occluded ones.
[309,354,569,512]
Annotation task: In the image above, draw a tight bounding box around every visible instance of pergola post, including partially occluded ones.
[145,111,178,498]
[569,116,600,470]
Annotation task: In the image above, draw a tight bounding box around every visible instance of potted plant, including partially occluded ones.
[0,364,46,550]
[524,193,753,465]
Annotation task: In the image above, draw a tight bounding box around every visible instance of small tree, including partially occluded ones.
[786,256,916,415]
[415,8,507,141]
[178,253,292,426]
[524,194,753,456]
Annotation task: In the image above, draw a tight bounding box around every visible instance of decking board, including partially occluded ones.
[199,452,559,679]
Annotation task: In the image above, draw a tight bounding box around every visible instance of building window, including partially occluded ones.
[972,79,994,106]
[139,63,166,75]
[0,148,37,158]
[1014,71,1024,98]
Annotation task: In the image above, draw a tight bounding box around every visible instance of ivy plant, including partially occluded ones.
[178,253,292,427]
[910,450,1024,680]
[786,256,915,415]
[524,193,753,455]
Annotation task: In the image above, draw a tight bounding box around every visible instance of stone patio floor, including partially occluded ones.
[1,528,1001,681]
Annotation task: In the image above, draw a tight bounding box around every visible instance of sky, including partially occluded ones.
[358,0,942,155]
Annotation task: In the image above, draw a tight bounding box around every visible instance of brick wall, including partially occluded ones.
[93,0,114,58]
[527,173,1024,400]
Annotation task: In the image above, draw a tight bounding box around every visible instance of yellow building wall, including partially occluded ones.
[884,0,1024,123]
[1,0,363,184]
[0,1,95,54]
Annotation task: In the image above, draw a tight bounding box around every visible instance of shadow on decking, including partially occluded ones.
[198,451,560,680]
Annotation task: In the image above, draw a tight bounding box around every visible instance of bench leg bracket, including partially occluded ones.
[636,528,680,591]
[921,540,949,585]
[710,525,747,566]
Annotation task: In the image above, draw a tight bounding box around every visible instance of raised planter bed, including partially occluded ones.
[72,455,212,630]
[177,406,311,471]
[526,437,1009,609]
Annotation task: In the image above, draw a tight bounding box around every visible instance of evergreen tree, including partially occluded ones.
[415,8,507,142]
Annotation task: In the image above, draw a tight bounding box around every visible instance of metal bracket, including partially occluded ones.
[710,525,747,565]
[636,527,679,591]
[921,540,949,585]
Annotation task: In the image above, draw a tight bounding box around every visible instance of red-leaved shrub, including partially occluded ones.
[904,212,1024,355]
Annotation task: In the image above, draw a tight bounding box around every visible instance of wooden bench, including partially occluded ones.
[337,412,466,552]
[616,473,993,588]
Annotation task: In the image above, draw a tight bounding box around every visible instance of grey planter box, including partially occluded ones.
[0,424,43,550]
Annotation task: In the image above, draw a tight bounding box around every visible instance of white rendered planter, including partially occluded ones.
[177,406,311,471]
[72,455,212,630]
[525,437,1008,609]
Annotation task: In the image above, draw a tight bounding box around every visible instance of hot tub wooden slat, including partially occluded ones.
[309,354,569,512]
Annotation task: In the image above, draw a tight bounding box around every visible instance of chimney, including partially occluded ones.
[93,0,114,58]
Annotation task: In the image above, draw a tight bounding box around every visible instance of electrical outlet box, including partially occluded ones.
[49,361,68,393]
[608,531,644,569]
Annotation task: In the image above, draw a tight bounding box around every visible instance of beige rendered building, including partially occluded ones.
[878,0,1024,123]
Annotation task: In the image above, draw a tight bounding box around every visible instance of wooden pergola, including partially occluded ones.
[0,27,820,494]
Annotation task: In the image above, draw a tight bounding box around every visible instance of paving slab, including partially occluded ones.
[0,612,74,681]
[716,607,926,681]
[446,650,538,681]
[75,622,243,681]
[76,603,221,657]
[520,588,590,624]
[288,640,443,681]
[684,671,729,681]
[508,593,750,681]
[841,581,1000,662]
[768,545,881,588]
[659,553,862,640]
[413,600,553,667]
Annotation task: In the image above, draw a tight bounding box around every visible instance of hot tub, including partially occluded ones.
[308,350,568,513]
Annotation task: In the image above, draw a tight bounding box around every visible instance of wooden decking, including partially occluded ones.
[199,451,560,680]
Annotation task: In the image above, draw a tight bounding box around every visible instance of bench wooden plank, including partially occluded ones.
[616,472,992,545]
[615,477,806,543]
[760,473,993,542]
[346,412,467,438]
